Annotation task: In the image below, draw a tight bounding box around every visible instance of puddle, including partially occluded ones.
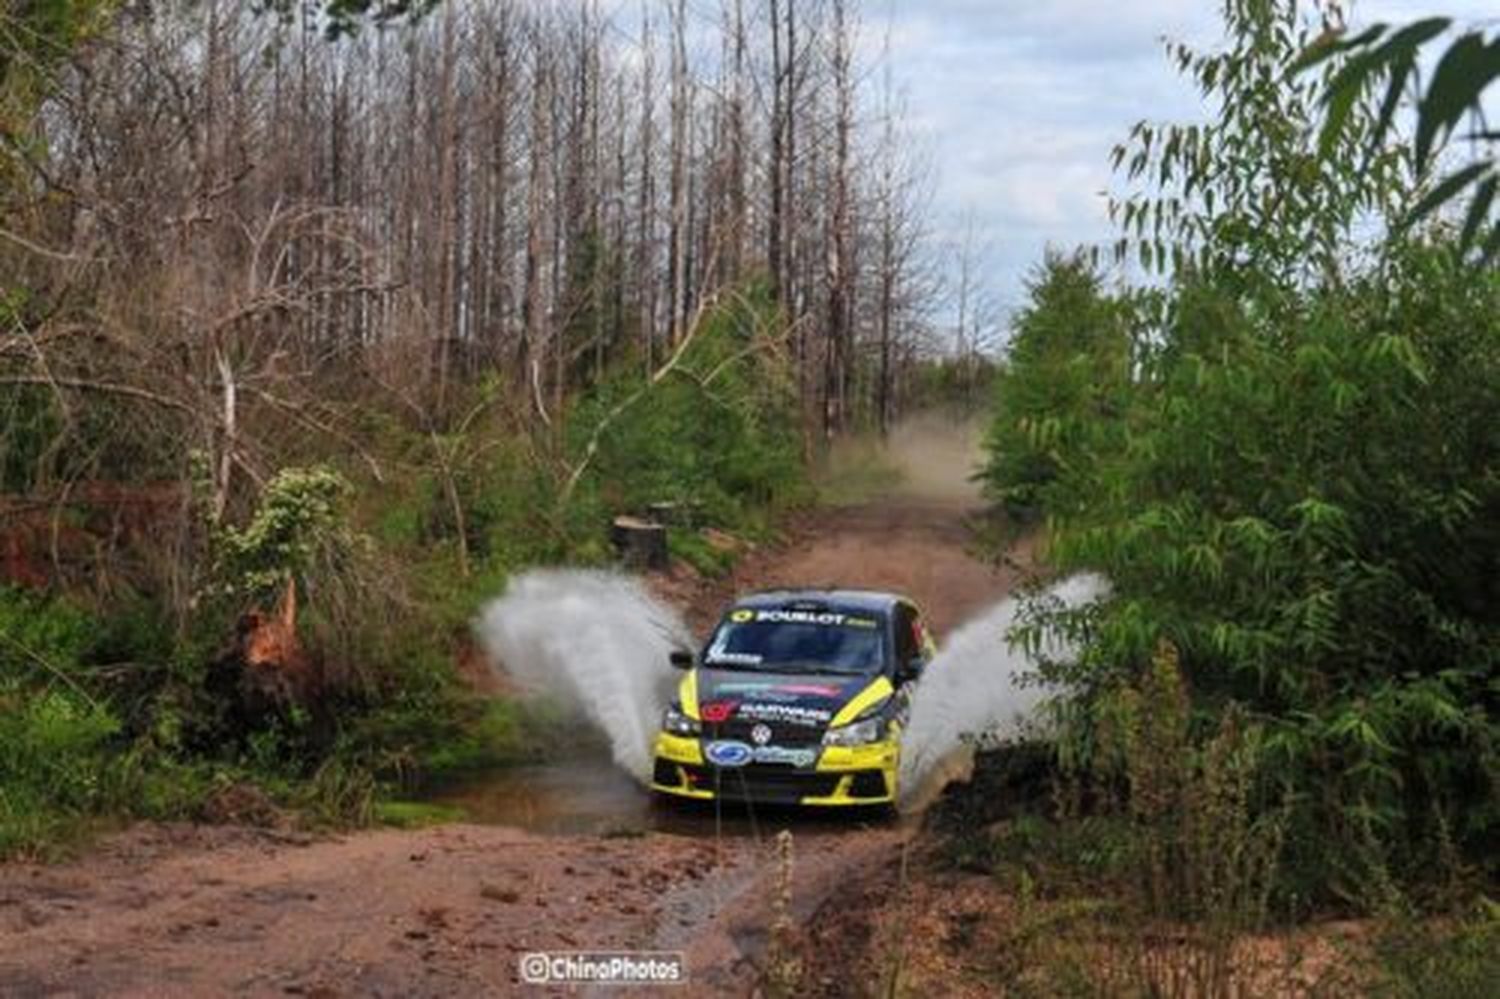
[424,748,904,838]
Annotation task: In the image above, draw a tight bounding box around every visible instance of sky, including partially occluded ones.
[878,0,1498,343]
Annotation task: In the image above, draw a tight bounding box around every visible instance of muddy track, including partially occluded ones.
[0,492,1019,997]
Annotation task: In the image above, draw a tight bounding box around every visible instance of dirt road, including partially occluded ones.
[0,480,1020,997]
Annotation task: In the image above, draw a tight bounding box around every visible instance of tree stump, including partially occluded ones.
[611,515,669,571]
[645,501,681,526]
[207,579,323,737]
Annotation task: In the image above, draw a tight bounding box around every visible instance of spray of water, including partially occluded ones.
[898,574,1108,808]
[474,569,693,782]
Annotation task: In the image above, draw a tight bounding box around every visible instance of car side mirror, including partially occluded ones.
[669,649,695,670]
[897,656,924,684]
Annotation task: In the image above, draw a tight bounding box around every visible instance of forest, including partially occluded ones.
[1,0,953,850]
[1,0,1497,994]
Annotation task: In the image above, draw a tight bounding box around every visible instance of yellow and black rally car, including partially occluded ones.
[652,590,936,807]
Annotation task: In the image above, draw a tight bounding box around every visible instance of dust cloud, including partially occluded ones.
[884,412,987,502]
[474,569,693,782]
[817,411,988,506]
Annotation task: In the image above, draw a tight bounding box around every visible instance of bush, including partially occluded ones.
[0,683,121,855]
[982,0,1500,912]
[1027,253,1499,909]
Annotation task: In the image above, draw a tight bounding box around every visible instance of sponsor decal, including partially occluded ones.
[714,681,846,699]
[704,651,763,666]
[720,608,881,628]
[738,702,833,726]
[752,609,848,625]
[750,745,818,768]
[736,609,878,628]
[775,683,846,698]
[717,688,801,702]
[750,723,772,746]
[704,740,753,767]
[700,700,736,724]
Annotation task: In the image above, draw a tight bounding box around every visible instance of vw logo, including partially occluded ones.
[750,724,772,746]
[704,740,752,767]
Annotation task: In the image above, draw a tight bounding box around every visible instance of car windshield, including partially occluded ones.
[702,609,886,675]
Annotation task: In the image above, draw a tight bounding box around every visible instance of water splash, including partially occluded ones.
[474,569,693,782]
[898,574,1108,807]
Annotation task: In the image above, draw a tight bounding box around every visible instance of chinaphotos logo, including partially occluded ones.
[704,740,753,767]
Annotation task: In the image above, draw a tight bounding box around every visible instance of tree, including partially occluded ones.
[979,253,1130,519]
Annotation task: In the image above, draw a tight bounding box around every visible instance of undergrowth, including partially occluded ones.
[0,290,811,858]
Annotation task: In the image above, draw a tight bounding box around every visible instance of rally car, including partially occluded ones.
[651,590,936,807]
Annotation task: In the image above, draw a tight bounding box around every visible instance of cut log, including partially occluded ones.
[610,515,669,571]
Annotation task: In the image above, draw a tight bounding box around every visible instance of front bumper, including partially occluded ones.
[649,732,899,806]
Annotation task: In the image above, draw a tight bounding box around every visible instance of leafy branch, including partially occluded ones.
[1299,17,1499,263]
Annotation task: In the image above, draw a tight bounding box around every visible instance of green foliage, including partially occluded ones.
[567,287,808,528]
[1299,18,1499,264]
[0,384,62,493]
[210,465,358,604]
[0,0,114,196]
[0,281,813,854]
[374,799,466,828]
[907,356,998,416]
[980,253,1133,519]
[668,530,737,577]
[1109,0,1406,288]
[1369,900,1500,998]
[987,0,1500,915]
[1026,253,1500,909]
[0,681,119,855]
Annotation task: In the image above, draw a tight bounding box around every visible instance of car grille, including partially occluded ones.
[706,720,825,747]
[681,764,841,804]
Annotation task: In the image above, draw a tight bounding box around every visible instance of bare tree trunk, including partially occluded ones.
[435,5,458,412]
[727,0,746,282]
[637,0,657,370]
[767,0,785,307]
[825,0,855,438]
[523,48,551,420]
[667,0,688,346]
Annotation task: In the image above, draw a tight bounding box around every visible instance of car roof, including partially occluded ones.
[729,588,908,616]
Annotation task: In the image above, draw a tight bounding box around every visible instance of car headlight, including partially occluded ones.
[661,704,700,737]
[822,716,885,747]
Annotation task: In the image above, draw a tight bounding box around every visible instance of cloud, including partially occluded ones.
[889,0,1498,331]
